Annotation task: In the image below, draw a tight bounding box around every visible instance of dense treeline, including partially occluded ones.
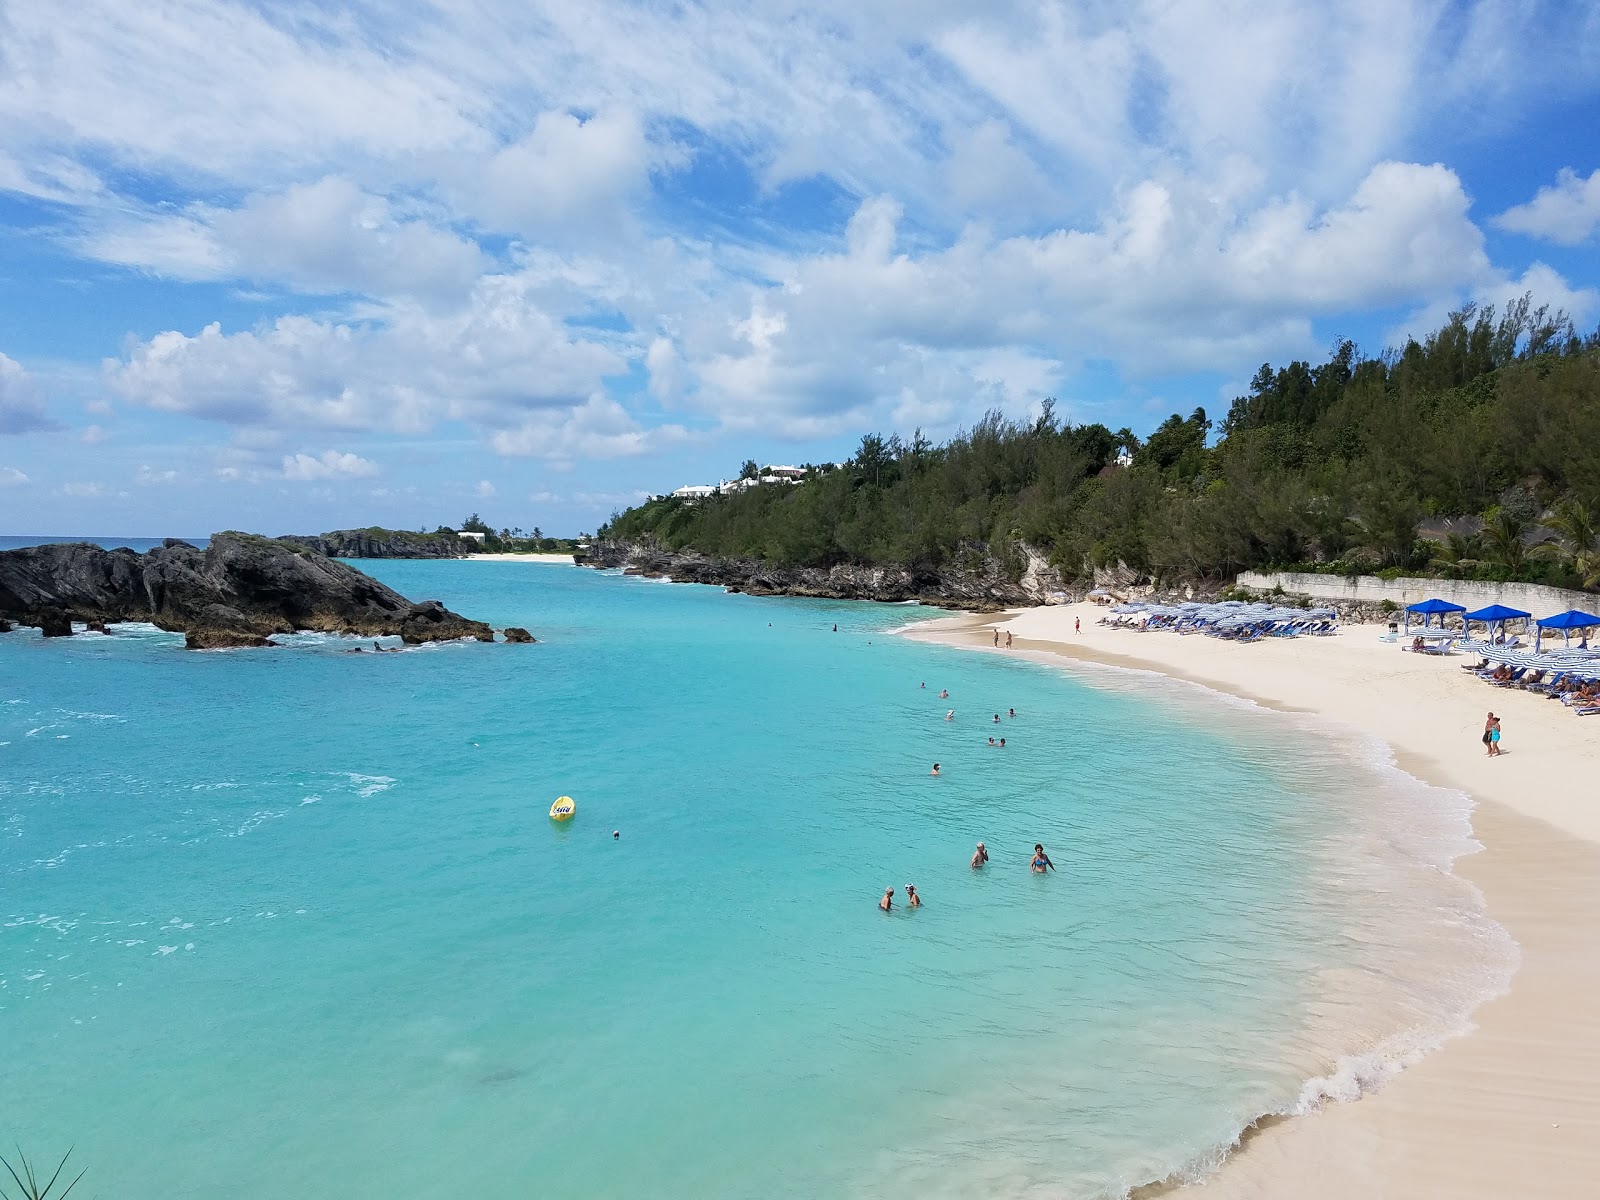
[601,299,1600,591]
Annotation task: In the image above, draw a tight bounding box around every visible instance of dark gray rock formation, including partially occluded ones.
[502,626,535,643]
[578,539,1069,611]
[276,528,471,559]
[0,532,496,650]
[38,608,73,637]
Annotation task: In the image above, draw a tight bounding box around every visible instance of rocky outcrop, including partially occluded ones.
[0,532,496,649]
[38,608,73,637]
[502,626,535,643]
[578,539,1071,611]
[276,528,473,559]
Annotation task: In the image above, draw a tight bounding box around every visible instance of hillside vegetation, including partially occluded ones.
[601,299,1600,592]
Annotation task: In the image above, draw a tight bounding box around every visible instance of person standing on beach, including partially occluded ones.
[1005,631,1013,649]
[993,629,999,646]
[880,887,894,911]
[1491,716,1503,756]
[971,842,989,869]
[1075,617,1080,634]
[1483,712,1496,757]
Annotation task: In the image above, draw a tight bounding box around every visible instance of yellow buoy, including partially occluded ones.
[549,795,576,821]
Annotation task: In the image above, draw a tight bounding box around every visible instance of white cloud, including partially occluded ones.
[490,395,689,461]
[81,424,109,444]
[82,177,487,303]
[0,352,58,434]
[281,450,379,481]
[1494,168,1600,245]
[474,479,496,498]
[0,466,29,486]
[61,481,109,498]
[135,465,181,485]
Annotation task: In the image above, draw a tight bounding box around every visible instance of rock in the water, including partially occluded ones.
[502,626,535,643]
[38,608,73,637]
[0,617,13,633]
[86,618,109,633]
[0,532,498,651]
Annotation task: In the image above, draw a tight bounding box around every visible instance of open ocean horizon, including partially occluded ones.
[1,552,1514,1198]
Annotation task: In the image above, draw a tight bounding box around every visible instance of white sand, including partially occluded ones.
[909,603,1600,1198]
[463,552,576,564]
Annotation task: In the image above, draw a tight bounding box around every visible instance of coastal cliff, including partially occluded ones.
[0,532,496,649]
[276,528,471,558]
[577,539,1068,610]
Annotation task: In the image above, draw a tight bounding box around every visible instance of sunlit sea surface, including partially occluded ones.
[0,556,1514,1198]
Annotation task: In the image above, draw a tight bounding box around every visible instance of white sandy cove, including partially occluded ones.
[909,603,1600,1199]
[463,552,575,564]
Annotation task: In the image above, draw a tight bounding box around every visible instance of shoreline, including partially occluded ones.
[907,603,1600,1198]
[462,552,576,564]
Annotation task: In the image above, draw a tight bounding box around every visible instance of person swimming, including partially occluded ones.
[879,887,894,911]
[987,737,996,746]
[905,884,921,908]
[939,688,949,699]
[998,737,1005,747]
[993,713,1001,723]
[945,709,955,721]
[1031,843,1055,873]
[1007,708,1016,718]
[971,842,988,869]
[930,763,941,776]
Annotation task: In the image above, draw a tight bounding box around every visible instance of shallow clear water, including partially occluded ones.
[0,562,1512,1198]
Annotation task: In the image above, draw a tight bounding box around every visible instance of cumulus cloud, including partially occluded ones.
[1494,168,1600,245]
[0,466,30,486]
[0,353,59,434]
[281,450,379,481]
[103,263,629,436]
[61,481,110,498]
[474,479,496,498]
[490,395,689,461]
[82,177,487,303]
[135,465,181,485]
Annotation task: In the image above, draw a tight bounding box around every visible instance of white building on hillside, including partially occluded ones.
[457,530,488,542]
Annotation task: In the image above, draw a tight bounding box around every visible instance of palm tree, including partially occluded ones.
[1482,508,1530,574]
[1535,496,1600,587]
[1,1147,84,1199]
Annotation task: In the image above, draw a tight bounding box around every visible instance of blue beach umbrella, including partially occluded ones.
[1534,609,1600,652]
[1404,597,1466,635]
[1463,603,1532,646]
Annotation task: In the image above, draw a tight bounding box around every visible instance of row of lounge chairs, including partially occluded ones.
[1463,650,1600,716]
[1101,601,1338,641]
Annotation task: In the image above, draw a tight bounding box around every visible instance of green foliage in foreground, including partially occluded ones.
[1,1148,84,1200]
[602,298,1600,590]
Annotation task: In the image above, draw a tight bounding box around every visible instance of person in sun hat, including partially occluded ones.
[905,884,921,909]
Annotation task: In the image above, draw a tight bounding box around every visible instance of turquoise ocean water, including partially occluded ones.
[1,560,1513,1198]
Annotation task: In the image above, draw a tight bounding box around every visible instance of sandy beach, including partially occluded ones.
[463,552,576,564]
[910,603,1600,1198]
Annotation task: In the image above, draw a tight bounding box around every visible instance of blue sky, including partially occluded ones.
[2,0,1600,537]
